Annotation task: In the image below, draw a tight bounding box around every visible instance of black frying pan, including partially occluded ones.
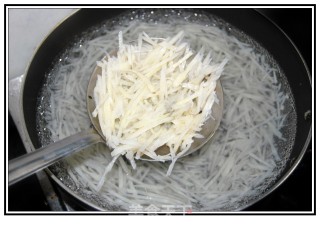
[10,8,312,211]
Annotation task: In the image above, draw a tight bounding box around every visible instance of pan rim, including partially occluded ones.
[20,8,312,212]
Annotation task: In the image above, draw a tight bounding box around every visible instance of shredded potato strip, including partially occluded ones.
[42,18,295,210]
[92,31,227,170]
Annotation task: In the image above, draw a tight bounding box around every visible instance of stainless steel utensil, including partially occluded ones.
[8,55,223,185]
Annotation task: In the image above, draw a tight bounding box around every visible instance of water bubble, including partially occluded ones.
[304,110,311,120]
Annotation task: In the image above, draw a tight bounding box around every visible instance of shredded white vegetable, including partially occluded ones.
[38,10,296,211]
[92,31,227,175]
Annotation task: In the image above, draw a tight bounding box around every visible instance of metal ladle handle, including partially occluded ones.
[8,128,102,186]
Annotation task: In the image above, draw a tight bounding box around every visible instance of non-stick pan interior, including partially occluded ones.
[23,9,126,149]
[203,9,312,169]
[22,8,311,211]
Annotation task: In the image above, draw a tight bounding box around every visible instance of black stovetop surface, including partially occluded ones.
[7,8,313,212]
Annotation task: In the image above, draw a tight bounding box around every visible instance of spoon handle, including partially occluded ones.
[8,128,102,186]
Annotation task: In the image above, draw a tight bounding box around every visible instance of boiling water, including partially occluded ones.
[37,9,296,211]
